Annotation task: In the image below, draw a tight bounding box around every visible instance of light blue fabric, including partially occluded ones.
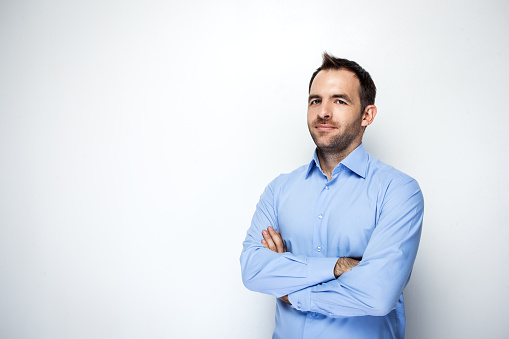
[240,144,424,339]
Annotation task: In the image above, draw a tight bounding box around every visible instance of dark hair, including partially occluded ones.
[309,53,376,114]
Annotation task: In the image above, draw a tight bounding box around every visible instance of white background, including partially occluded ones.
[1,0,508,338]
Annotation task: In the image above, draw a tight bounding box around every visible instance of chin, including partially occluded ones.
[312,135,337,148]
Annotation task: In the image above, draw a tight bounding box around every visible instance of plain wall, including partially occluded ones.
[1,0,508,338]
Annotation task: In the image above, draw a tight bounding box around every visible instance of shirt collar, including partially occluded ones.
[305,143,369,179]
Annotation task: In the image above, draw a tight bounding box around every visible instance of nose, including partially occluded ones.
[317,101,332,120]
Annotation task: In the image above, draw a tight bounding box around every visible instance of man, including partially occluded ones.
[240,53,424,338]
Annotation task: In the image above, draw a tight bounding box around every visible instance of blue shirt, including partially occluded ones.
[240,144,424,339]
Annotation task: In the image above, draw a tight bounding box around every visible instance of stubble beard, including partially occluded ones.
[308,118,363,157]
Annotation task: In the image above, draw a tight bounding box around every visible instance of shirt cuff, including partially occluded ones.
[306,257,337,285]
[288,287,311,312]
[288,257,338,312]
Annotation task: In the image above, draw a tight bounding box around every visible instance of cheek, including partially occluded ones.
[307,109,315,121]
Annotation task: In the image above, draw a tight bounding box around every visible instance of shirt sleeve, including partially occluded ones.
[240,177,338,297]
[288,177,424,317]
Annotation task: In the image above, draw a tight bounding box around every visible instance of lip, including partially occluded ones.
[315,124,337,130]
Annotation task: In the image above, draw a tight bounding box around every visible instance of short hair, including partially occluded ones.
[309,53,376,114]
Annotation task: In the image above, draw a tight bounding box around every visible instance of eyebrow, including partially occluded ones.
[308,93,353,103]
[331,93,353,103]
[308,94,321,102]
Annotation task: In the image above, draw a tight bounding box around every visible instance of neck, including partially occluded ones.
[317,142,361,180]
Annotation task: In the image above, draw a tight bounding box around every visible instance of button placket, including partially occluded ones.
[313,178,328,257]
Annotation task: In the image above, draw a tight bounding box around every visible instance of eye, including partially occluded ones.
[310,99,321,105]
[335,99,347,105]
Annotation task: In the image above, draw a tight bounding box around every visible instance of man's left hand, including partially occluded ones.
[261,226,286,254]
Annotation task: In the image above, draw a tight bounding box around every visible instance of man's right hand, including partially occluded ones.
[261,226,291,304]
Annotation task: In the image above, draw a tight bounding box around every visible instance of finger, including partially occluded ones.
[268,227,285,253]
[261,239,269,249]
[262,229,276,251]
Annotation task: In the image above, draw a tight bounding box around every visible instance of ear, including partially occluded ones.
[361,105,377,127]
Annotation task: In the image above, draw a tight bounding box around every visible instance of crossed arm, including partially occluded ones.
[261,226,359,305]
[240,177,423,317]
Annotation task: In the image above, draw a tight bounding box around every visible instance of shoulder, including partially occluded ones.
[366,154,417,184]
[366,154,423,201]
[266,163,310,192]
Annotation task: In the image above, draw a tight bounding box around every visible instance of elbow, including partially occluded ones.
[363,296,398,317]
[367,303,395,317]
[241,266,268,294]
[241,269,257,291]
[240,250,263,293]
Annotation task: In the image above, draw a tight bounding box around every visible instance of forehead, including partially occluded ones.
[310,69,361,101]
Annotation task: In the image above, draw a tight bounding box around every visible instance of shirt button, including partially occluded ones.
[318,215,323,219]
[325,185,329,190]
[317,246,321,252]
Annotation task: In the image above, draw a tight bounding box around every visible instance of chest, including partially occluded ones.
[276,176,379,258]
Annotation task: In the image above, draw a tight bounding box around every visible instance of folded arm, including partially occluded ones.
[260,227,359,305]
[240,179,339,297]
[287,178,424,317]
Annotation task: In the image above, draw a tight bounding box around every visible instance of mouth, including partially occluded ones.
[315,124,337,131]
